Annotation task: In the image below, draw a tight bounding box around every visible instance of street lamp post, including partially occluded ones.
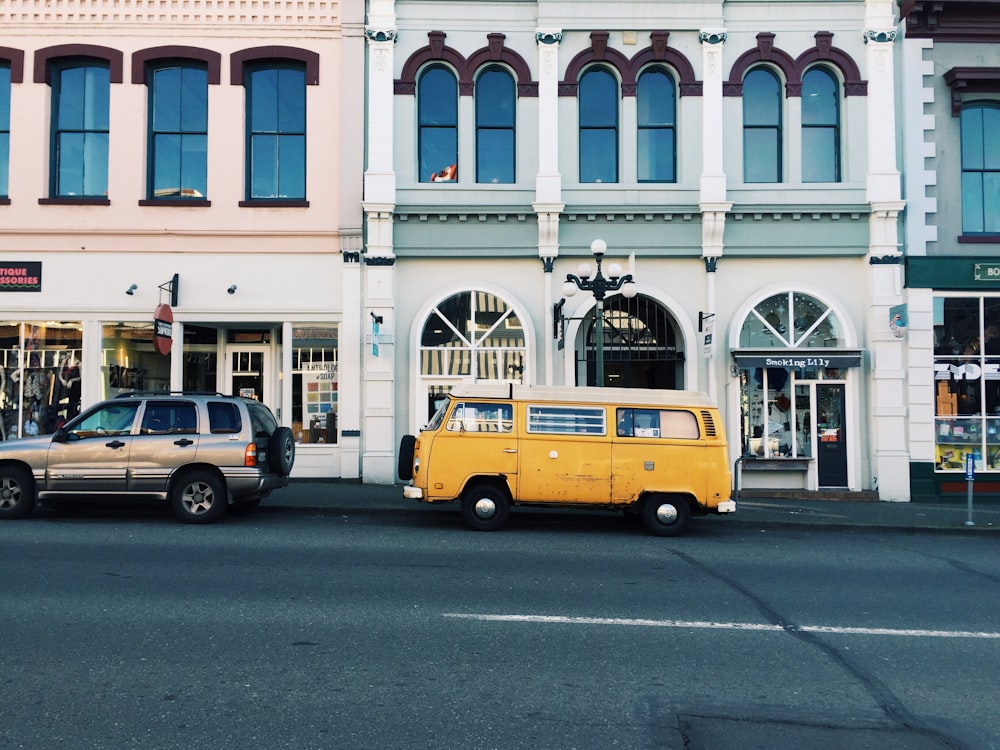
[562,239,638,387]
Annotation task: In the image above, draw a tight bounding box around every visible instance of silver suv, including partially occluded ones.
[0,392,295,523]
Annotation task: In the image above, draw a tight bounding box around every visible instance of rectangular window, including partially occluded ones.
[1,321,83,438]
[52,63,109,197]
[616,408,699,439]
[446,402,513,433]
[247,65,306,200]
[933,296,1000,472]
[148,65,208,200]
[527,405,605,435]
[291,324,338,444]
[0,63,9,197]
[960,105,1000,234]
[101,322,170,397]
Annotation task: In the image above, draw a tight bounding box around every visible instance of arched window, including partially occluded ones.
[960,102,1000,234]
[637,68,675,183]
[475,66,515,184]
[418,66,458,183]
[420,290,525,381]
[579,67,618,183]
[51,60,110,197]
[743,67,782,183]
[801,67,840,183]
[739,291,844,349]
[147,63,208,199]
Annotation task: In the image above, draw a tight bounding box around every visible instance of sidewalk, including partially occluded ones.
[272,480,1000,533]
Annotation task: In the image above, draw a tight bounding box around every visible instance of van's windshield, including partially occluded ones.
[424,398,451,432]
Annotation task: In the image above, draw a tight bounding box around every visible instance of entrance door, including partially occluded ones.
[225,346,271,405]
[817,383,848,487]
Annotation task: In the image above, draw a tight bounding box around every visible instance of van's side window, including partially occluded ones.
[527,405,606,435]
[617,409,700,439]
[447,402,513,433]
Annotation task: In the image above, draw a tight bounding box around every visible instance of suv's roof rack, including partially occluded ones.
[113,390,230,398]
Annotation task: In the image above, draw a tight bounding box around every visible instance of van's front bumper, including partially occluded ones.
[403,484,424,500]
[716,499,737,513]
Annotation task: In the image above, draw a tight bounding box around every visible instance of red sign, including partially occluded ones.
[154,303,174,355]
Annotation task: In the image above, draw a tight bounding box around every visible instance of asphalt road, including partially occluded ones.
[2,505,998,749]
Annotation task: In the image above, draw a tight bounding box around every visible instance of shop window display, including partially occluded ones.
[291,324,338,444]
[101,322,170,398]
[933,296,1000,471]
[0,321,83,439]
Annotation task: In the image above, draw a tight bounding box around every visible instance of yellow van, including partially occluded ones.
[398,384,735,536]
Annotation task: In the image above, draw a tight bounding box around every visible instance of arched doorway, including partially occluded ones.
[575,294,684,388]
[415,289,527,424]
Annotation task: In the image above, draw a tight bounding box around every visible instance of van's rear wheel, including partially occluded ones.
[460,484,509,531]
[640,494,689,537]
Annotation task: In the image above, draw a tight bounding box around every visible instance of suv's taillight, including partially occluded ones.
[245,443,258,467]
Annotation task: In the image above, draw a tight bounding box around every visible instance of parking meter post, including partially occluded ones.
[965,452,975,527]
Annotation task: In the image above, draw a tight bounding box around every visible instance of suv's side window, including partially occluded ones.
[70,402,140,438]
[140,401,198,434]
[207,401,242,434]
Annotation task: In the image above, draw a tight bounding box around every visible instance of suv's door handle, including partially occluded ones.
[503,448,517,453]
[174,438,195,447]
[105,440,126,449]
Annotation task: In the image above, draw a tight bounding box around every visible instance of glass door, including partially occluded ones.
[225,346,271,405]
[817,383,848,487]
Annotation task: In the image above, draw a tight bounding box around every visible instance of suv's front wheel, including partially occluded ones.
[171,471,227,524]
[0,466,35,520]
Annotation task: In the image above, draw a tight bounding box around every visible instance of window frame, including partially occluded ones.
[244,62,307,203]
[636,66,676,184]
[418,64,459,184]
[0,62,9,200]
[578,66,619,184]
[49,59,110,200]
[959,101,1000,236]
[743,66,783,184]
[801,66,841,183]
[144,61,209,204]
[474,65,516,185]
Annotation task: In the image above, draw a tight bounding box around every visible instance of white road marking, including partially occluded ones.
[443,613,1000,640]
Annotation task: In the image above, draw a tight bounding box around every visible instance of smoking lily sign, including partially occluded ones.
[0,262,42,292]
[154,303,173,355]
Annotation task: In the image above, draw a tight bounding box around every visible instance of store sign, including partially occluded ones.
[733,352,862,370]
[153,303,174,355]
[0,262,42,292]
[974,263,1000,281]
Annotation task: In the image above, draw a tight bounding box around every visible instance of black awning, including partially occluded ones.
[732,350,863,370]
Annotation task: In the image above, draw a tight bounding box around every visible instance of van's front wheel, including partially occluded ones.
[461,484,510,531]
[640,494,689,537]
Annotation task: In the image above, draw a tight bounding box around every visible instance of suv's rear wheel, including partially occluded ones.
[460,484,510,531]
[269,427,295,477]
[171,471,227,524]
[0,466,35,520]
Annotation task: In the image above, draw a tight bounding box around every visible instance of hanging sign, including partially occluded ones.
[153,303,174,355]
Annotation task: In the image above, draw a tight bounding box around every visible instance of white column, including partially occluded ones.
[864,0,908,500]
[534,30,565,386]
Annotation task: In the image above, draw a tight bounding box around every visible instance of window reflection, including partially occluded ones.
[637,68,675,183]
[579,67,618,184]
[53,63,110,197]
[149,64,208,199]
[248,65,306,199]
[743,67,781,183]
[419,66,458,182]
[475,67,515,184]
[801,67,840,183]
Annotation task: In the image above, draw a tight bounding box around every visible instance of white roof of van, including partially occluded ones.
[447,383,716,408]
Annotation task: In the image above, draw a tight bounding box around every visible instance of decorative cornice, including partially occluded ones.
[869,255,902,265]
[541,257,556,273]
[364,256,396,267]
[704,256,720,272]
[343,251,362,264]
[863,29,897,44]
[536,31,563,45]
[699,31,727,45]
[365,28,397,43]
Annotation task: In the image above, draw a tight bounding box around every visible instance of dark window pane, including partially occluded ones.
[579,68,617,127]
[180,134,208,196]
[477,129,514,183]
[57,132,85,194]
[745,129,780,183]
[961,107,984,170]
[82,132,109,196]
[277,134,306,197]
[985,173,1000,233]
[637,70,674,126]
[743,69,780,126]
[802,128,837,182]
[984,106,1000,170]
[476,69,514,127]
[153,133,182,194]
[152,67,181,132]
[580,129,617,183]
[637,128,674,182]
[250,68,278,132]
[276,68,306,132]
[0,133,8,195]
[801,68,838,125]
[56,67,86,130]
[84,66,110,130]
[419,67,457,126]
[962,172,984,233]
[251,134,277,197]
[179,67,208,131]
[0,65,11,131]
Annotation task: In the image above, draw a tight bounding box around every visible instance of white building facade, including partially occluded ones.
[363,0,907,497]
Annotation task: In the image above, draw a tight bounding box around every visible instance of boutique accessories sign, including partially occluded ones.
[0,262,42,292]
